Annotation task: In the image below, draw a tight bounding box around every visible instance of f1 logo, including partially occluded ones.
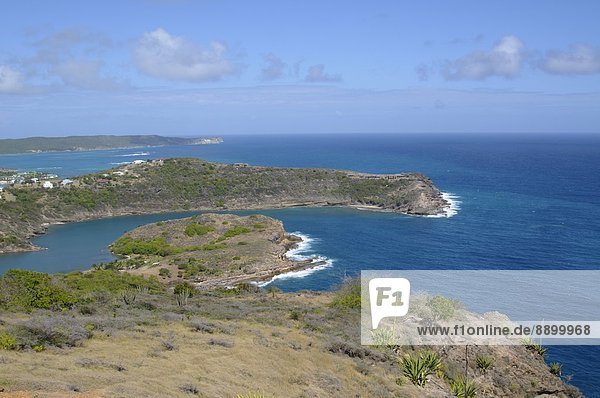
[369,278,411,329]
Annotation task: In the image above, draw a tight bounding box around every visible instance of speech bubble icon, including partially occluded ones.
[369,278,411,329]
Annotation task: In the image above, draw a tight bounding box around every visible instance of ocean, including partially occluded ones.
[0,133,599,395]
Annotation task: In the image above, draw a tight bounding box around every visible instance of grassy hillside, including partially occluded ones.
[0,272,581,397]
[0,135,220,154]
[0,158,447,253]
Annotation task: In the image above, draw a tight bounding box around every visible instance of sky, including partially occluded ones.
[0,0,599,137]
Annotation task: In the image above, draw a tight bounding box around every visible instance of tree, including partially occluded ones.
[174,282,194,306]
[265,286,281,298]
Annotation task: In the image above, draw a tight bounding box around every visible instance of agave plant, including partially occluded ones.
[449,373,478,398]
[476,355,494,374]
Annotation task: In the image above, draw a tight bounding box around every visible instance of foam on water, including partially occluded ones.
[425,192,461,218]
[257,232,334,286]
[120,152,150,157]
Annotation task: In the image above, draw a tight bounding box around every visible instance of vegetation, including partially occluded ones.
[0,274,582,397]
[329,278,362,310]
[0,135,213,154]
[184,222,215,237]
[428,295,459,321]
[449,373,478,398]
[223,226,253,238]
[401,351,436,387]
[476,355,494,374]
[550,362,562,376]
[523,338,548,357]
[0,269,162,313]
[0,158,444,253]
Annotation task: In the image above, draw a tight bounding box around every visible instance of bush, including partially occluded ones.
[0,269,77,310]
[174,282,194,306]
[476,355,494,374]
[179,383,200,395]
[159,268,171,278]
[208,338,234,348]
[223,226,252,238]
[0,331,16,350]
[13,317,91,348]
[63,269,164,296]
[330,278,361,310]
[184,222,215,237]
[112,236,172,256]
[428,295,457,321]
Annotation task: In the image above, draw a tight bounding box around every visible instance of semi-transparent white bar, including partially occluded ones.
[361,270,600,346]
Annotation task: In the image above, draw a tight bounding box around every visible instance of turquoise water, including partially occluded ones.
[0,133,599,394]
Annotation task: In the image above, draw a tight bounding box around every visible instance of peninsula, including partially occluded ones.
[0,135,222,155]
[105,213,312,288]
[0,158,448,253]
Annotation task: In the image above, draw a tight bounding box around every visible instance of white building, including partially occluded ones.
[132,160,146,165]
[61,179,74,186]
[42,181,54,189]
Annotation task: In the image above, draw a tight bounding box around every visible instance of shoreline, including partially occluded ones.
[0,198,450,256]
[0,139,223,157]
[255,232,334,287]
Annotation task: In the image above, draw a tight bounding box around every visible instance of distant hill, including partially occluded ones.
[0,135,222,154]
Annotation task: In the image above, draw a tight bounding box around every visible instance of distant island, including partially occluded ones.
[0,134,223,155]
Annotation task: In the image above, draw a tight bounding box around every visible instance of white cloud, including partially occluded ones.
[54,60,121,90]
[443,35,525,80]
[541,44,600,75]
[0,65,24,94]
[305,64,342,83]
[260,53,285,81]
[134,28,236,82]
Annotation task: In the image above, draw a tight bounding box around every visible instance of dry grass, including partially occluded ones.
[0,291,581,398]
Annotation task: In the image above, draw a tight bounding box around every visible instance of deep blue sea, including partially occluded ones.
[1,133,599,395]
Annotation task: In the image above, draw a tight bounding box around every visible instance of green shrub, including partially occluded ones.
[174,282,194,306]
[549,362,562,376]
[0,331,16,350]
[449,373,477,398]
[63,269,164,295]
[476,355,494,374]
[428,295,457,321]
[112,236,172,256]
[0,269,77,310]
[184,222,215,237]
[223,226,252,238]
[330,278,362,310]
[159,268,171,278]
[200,243,226,251]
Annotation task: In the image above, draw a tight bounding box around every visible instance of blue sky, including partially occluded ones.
[1,0,599,137]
